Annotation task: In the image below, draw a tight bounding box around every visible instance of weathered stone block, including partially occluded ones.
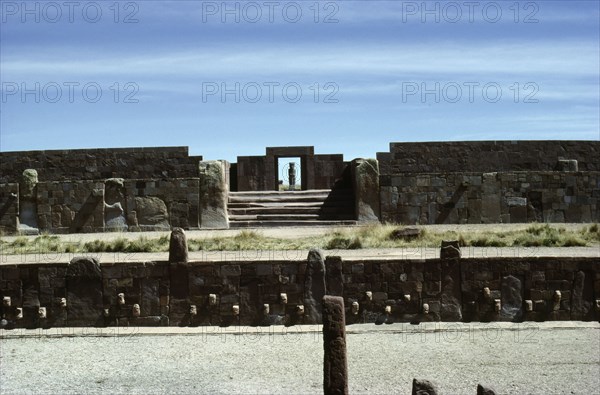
[169,228,188,263]
[325,256,344,297]
[304,249,326,325]
[352,158,380,222]
[199,160,229,229]
[499,275,523,321]
[66,257,103,326]
[322,296,348,395]
[412,378,439,395]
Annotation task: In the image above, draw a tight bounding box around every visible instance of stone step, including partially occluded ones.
[230,207,321,215]
[230,189,334,196]
[228,189,353,204]
[229,220,358,228]
[229,214,321,221]
[227,189,356,226]
[228,201,324,208]
[229,195,331,204]
[229,206,354,216]
[229,213,357,221]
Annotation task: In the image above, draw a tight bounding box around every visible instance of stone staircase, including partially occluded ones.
[228,189,356,228]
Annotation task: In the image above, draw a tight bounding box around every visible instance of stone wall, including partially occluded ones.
[0,184,19,233]
[378,140,600,174]
[1,254,597,328]
[37,181,105,233]
[0,147,203,184]
[236,156,268,191]
[235,146,349,191]
[378,141,600,224]
[380,171,600,224]
[0,178,201,234]
[124,179,200,231]
[314,154,350,189]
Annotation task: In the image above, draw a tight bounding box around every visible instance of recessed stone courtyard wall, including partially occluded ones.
[1,141,599,232]
[0,146,203,184]
[378,140,600,174]
[380,171,600,224]
[378,141,600,224]
[1,254,598,328]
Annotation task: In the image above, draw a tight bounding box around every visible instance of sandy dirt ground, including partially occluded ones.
[1,322,598,395]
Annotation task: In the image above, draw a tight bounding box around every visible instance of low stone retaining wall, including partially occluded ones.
[1,250,598,328]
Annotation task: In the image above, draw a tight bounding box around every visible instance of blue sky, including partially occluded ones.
[1,0,599,162]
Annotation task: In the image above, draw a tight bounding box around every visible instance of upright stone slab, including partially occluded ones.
[570,271,591,320]
[104,178,128,231]
[477,383,497,395]
[440,274,462,321]
[412,378,439,395]
[66,257,103,326]
[169,227,188,263]
[440,240,461,259]
[198,160,229,229]
[351,158,380,222]
[325,256,344,297]
[322,296,348,395]
[304,249,326,324]
[500,275,523,321]
[18,169,39,234]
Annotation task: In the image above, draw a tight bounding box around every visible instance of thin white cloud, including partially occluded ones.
[2,40,598,80]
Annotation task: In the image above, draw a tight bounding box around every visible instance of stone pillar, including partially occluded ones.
[104,178,127,231]
[169,227,188,263]
[304,249,326,324]
[351,158,380,222]
[18,169,39,234]
[412,378,439,395]
[198,160,229,229]
[325,256,344,297]
[322,295,348,395]
[440,240,461,259]
[477,383,497,395]
[66,257,103,326]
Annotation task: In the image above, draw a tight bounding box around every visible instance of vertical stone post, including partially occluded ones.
[198,160,229,229]
[66,257,103,326]
[18,169,39,234]
[322,295,348,395]
[304,249,326,324]
[412,378,439,395]
[169,227,188,263]
[325,256,344,297]
[351,158,380,222]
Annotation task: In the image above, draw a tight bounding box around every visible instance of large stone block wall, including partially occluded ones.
[0,178,201,234]
[1,255,597,328]
[235,147,349,191]
[380,171,600,224]
[314,154,350,189]
[37,181,105,233]
[236,156,268,191]
[0,184,19,233]
[0,147,203,184]
[124,179,200,230]
[377,140,600,174]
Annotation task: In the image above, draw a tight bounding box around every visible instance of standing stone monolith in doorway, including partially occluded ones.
[169,227,188,263]
[323,296,348,395]
[304,249,326,324]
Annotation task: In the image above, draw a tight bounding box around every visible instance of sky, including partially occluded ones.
[1,0,599,162]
